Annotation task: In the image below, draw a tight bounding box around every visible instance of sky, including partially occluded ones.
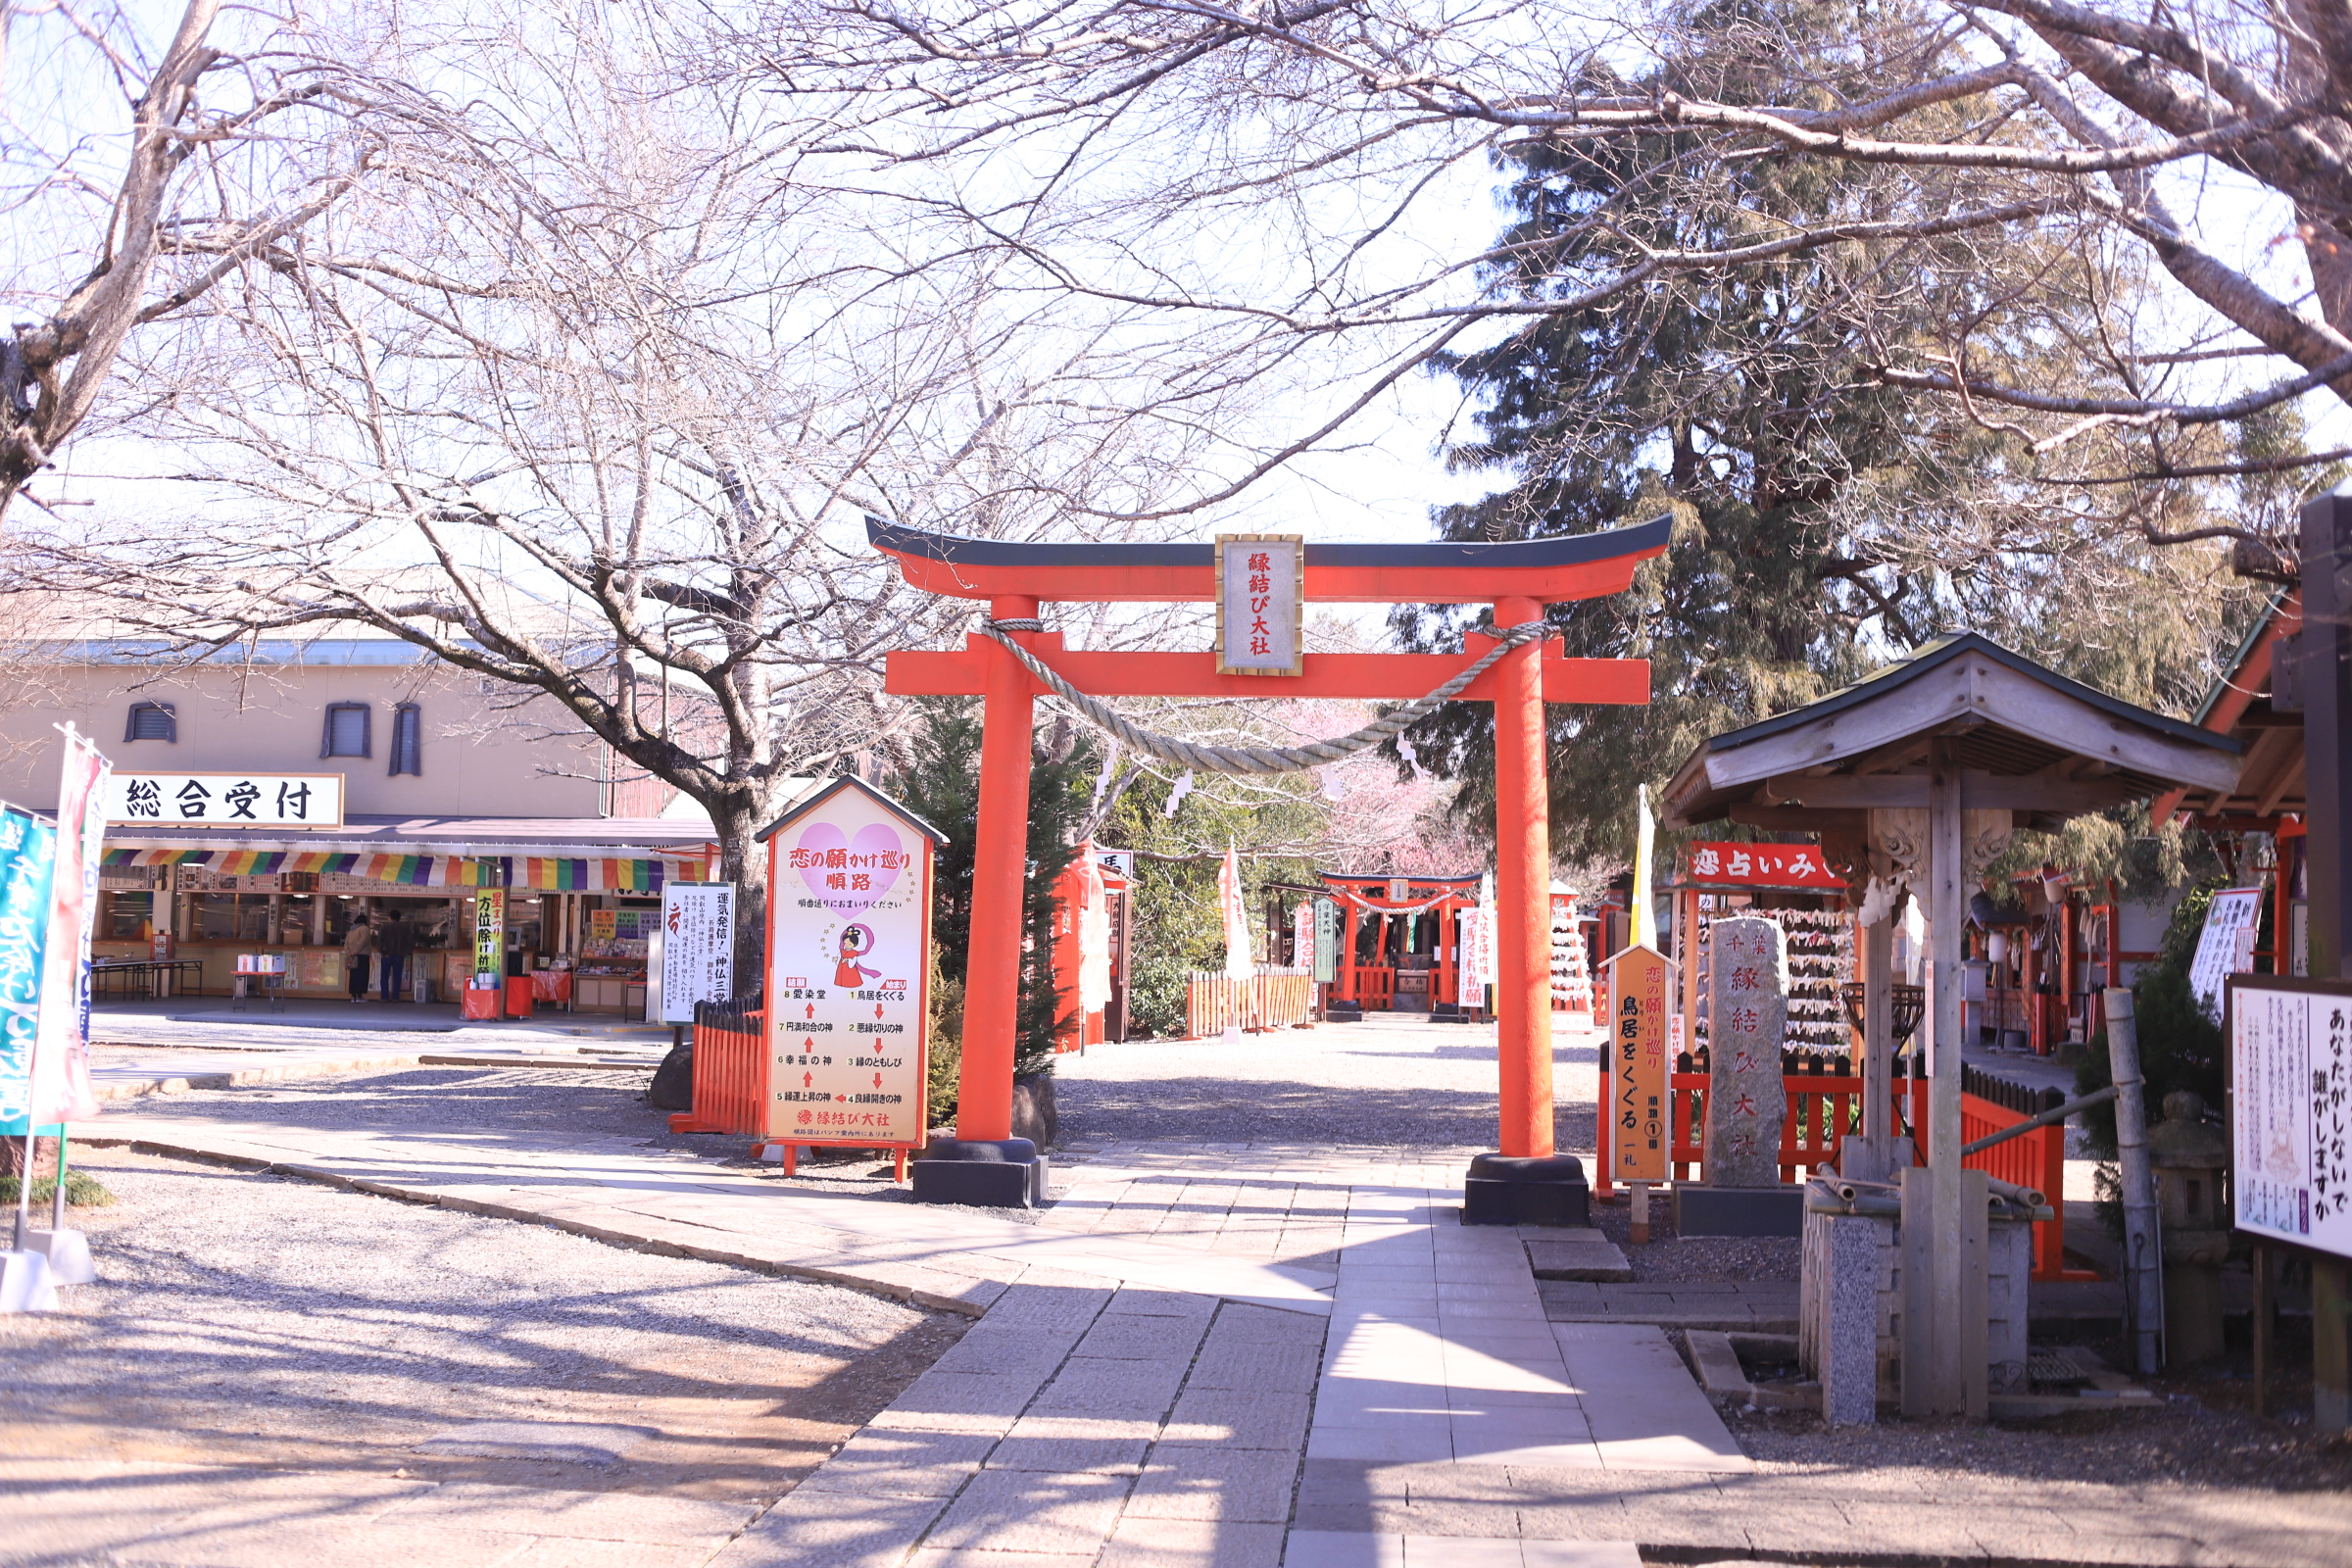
[7,0,2343,654]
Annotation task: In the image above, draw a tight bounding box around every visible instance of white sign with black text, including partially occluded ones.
[2230,975,2352,1262]
[2190,887,2265,1016]
[659,882,735,1025]
[104,771,345,828]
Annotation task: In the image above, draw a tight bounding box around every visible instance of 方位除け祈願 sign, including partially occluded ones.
[104,771,345,828]
[764,777,934,1149]
[1215,534,1303,677]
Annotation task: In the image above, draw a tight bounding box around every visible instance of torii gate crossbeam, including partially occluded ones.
[870,515,1669,1207]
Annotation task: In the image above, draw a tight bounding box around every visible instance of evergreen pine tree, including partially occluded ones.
[1390,0,2044,856]
[892,699,1089,1093]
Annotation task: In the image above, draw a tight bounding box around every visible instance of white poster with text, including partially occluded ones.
[659,883,735,1024]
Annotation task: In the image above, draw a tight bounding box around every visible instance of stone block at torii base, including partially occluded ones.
[1706,914,1788,1189]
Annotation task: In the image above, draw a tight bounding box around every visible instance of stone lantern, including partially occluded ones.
[2150,1089,2231,1364]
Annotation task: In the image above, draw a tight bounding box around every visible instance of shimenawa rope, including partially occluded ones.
[980,618,1552,777]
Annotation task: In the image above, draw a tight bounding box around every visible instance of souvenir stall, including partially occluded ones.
[1320,871,1482,1015]
[93,831,714,1014]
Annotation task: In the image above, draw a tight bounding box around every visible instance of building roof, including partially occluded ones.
[2154,588,2304,824]
[104,813,719,858]
[755,775,945,845]
[1661,633,2241,834]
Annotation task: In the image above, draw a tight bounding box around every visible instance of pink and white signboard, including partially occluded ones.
[30,726,108,1128]
[761,778,935,1150]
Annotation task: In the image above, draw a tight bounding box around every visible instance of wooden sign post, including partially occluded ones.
[757,777,938,1174]
[1604,945,1673,1242]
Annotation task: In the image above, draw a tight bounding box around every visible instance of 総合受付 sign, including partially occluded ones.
[104,771,344,828]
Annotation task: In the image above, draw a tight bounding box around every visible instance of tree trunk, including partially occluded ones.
[0,1134,59,1181]
[712,799,768,1001]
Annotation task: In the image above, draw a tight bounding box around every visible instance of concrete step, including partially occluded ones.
[1523,1231,1633,1283]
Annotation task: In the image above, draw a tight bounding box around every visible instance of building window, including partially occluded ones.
[123,702,176,743]
[390,704,422,776]
[321,703,370,759]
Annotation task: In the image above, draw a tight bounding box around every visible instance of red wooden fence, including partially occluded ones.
[1957,1090,2092,1280]
[671,1009,766,1137]
[1651,1072,2079,1281]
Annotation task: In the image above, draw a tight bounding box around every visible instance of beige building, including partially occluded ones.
[0,639,717,1014]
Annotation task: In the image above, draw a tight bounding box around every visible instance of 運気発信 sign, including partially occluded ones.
[762,777,936,1150]
[104,771,344,828]
[1215,534,1303,676]
[660,882,735,1024]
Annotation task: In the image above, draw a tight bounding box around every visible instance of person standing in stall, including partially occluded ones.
[343,912,377,1003]
[377,912,416,1004]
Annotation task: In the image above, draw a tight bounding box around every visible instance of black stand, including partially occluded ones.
[910,1137,1050,1207]
[1462,1152,1589,1226]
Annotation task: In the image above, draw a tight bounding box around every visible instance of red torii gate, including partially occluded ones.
[874,515,1667,1207]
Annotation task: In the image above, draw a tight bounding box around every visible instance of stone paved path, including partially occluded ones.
[22,1010,2352,1568]
[55,1108,2352,1566]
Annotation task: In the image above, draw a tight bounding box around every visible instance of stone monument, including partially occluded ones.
[1679,914,1798,1236]
[2151,1089,2230,1363]
[1707,915,1788,1184]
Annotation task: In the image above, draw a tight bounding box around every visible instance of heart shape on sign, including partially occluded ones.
[797,820,905,916]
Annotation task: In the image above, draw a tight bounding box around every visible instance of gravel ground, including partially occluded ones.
[1728,1400,2352,1490]
[0,1146,963,1500]
[113,1060,1051,1218]
[1054,1014,1601,1151]
[1585,1188,1802,1283]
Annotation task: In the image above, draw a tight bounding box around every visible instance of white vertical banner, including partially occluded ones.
[1292,901,1314,976]
[1214,534,1304,676]
[30,725,109,1128]
[659,882,736,1024]
[1218,846,1252,980]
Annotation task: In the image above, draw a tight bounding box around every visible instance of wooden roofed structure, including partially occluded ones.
[1657,633,2241,1419]
[1664,634,2242,834]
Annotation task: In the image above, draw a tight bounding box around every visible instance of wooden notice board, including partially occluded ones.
[1606,945,1674,1184]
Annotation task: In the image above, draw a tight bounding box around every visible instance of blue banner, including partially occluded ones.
[0,808,57,1136]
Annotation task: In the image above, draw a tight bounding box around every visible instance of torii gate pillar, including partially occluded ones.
[1492,595,1554,1159]
[959,594,1040,1143]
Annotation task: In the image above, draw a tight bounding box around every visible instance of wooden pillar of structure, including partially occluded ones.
[2304,490,2352,1429]
[957,593,1040,1142]
[1493,596,1555,1158]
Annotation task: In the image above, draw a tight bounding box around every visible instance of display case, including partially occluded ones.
[574,904,655,1013]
